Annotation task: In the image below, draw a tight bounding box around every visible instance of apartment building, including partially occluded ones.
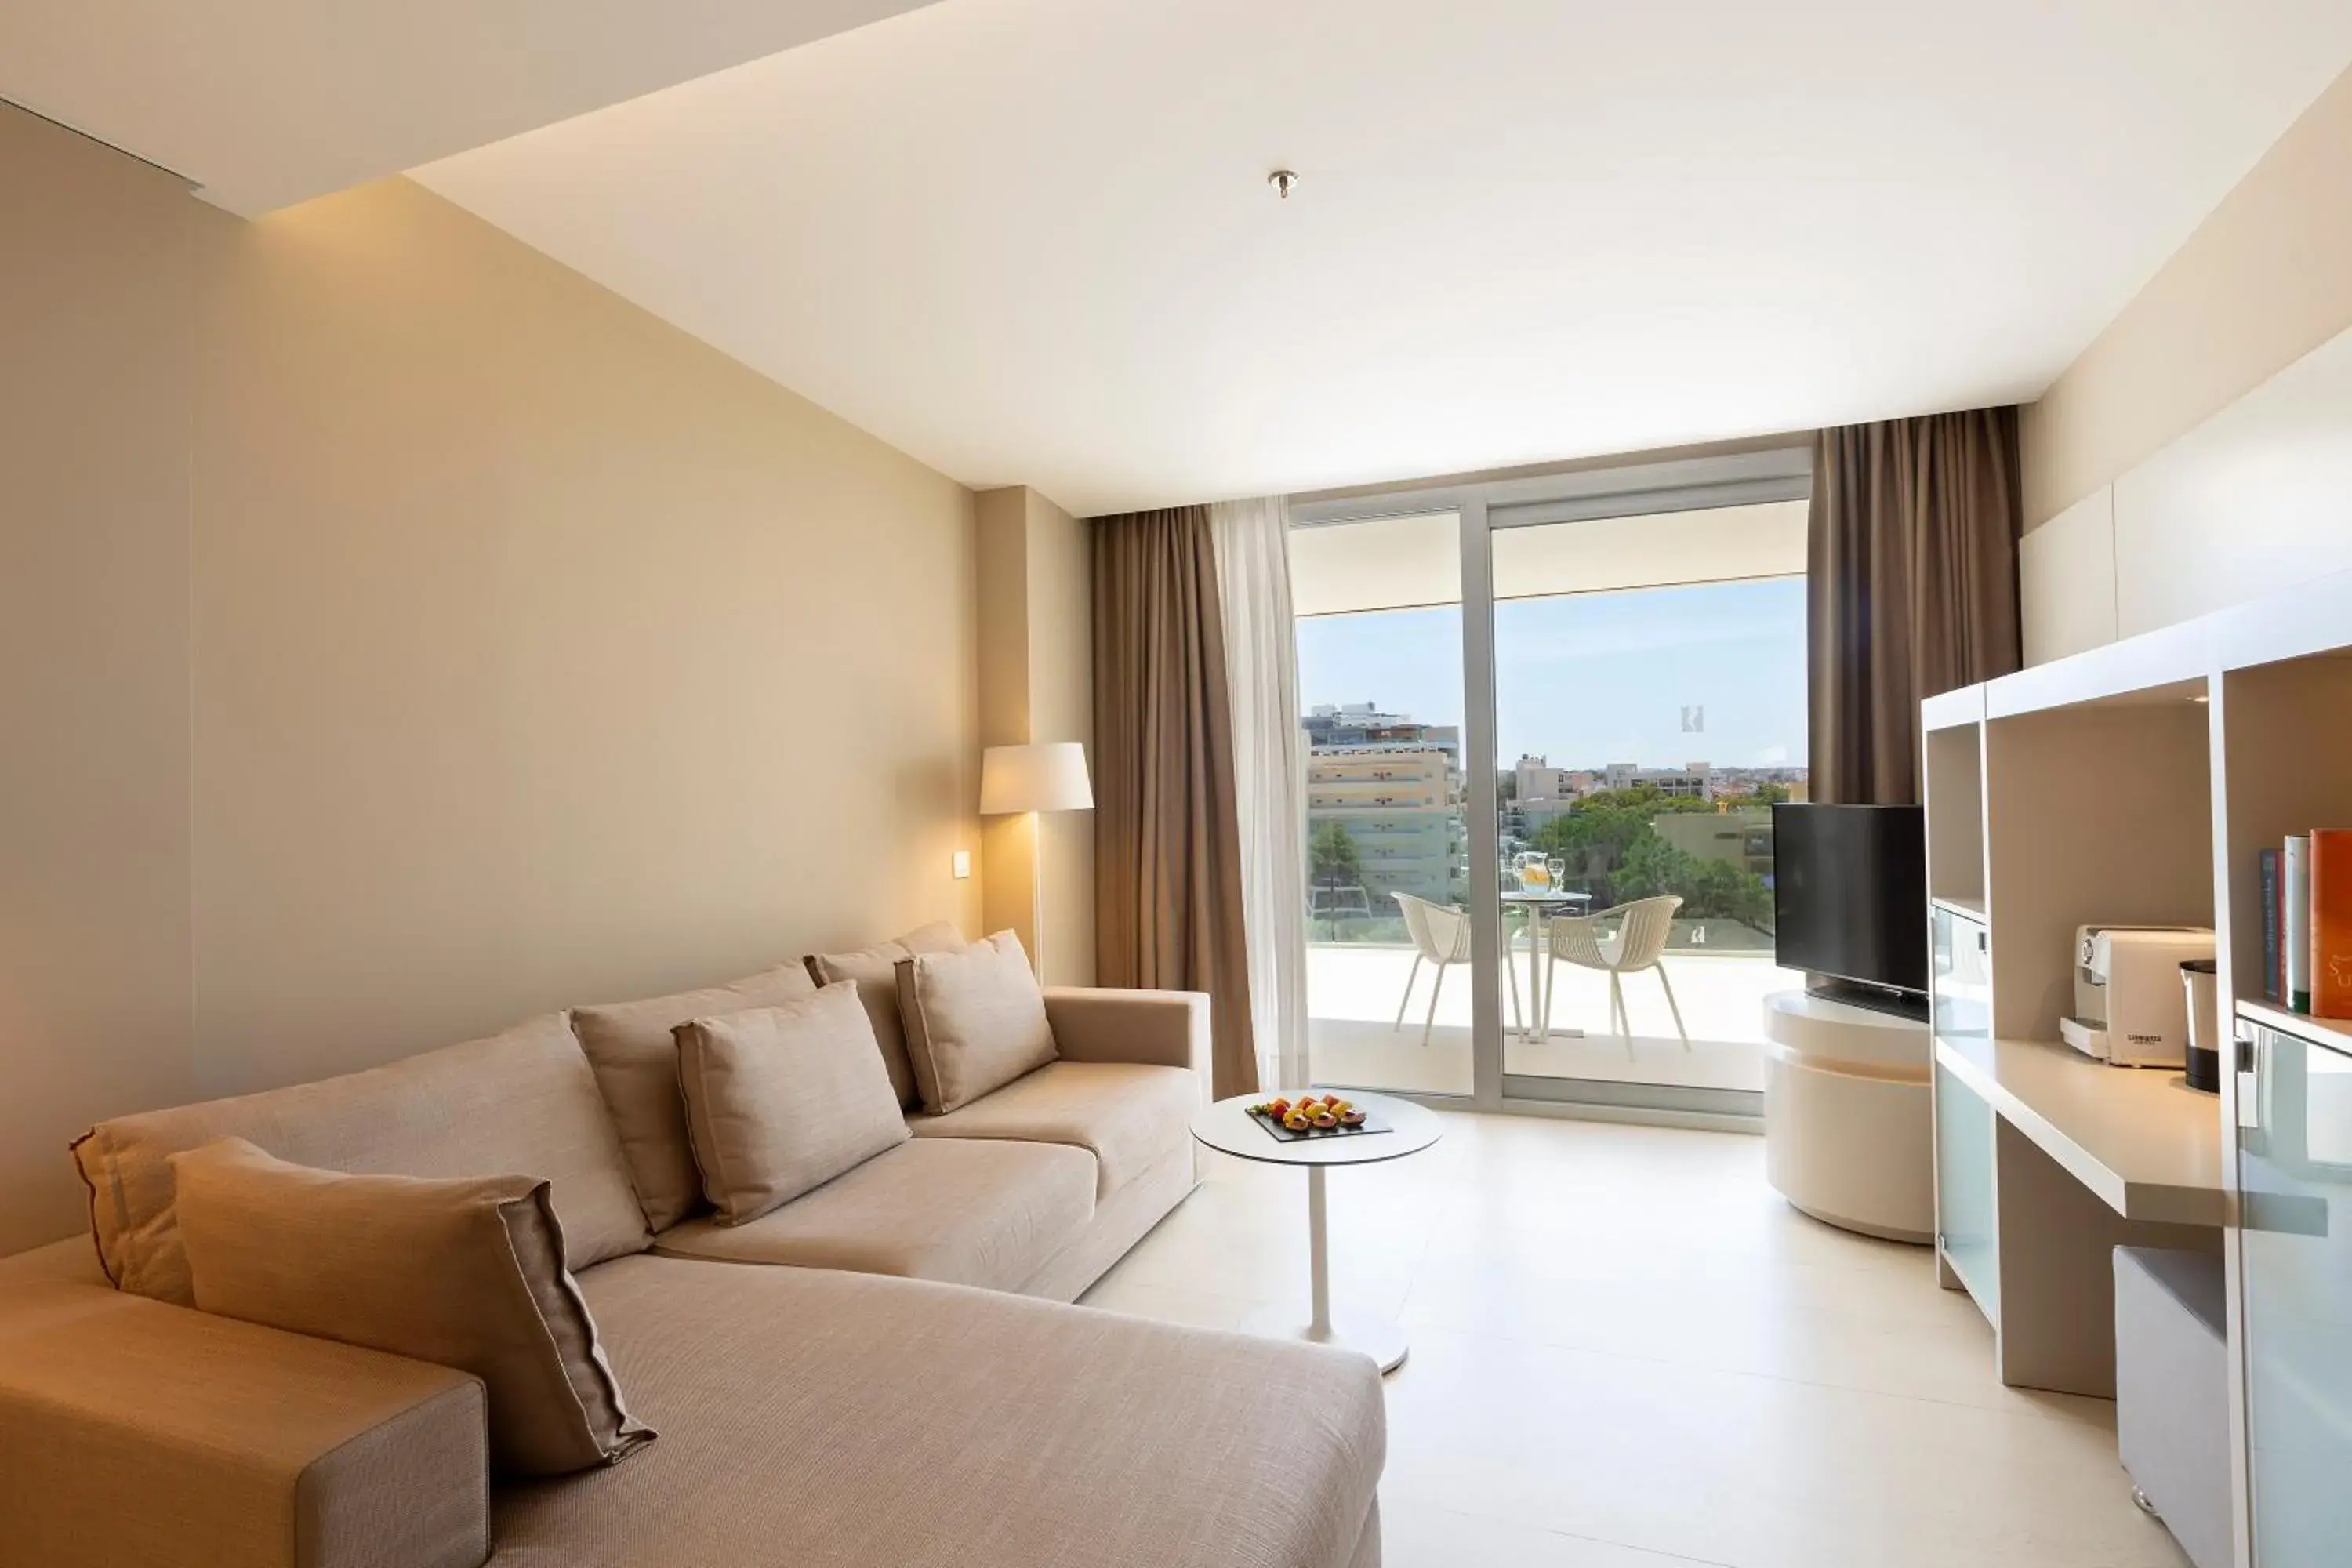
[1307,707,1465,908]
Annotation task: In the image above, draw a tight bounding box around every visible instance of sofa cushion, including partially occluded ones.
[896,931,1058,1113]
[571,962,818,1232]
[72,1012,649,1305]
[651,1138,1094,1294]
[910,1061,1199,1198]
[805,921,966,1109]
[172,1138,652,1478]
[490,1255,1386,1568]
[675,983,910,1225]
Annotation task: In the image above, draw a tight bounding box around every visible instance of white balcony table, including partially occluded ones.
[1499,889,1592,1040]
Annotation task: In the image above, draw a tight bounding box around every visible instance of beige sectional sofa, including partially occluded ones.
[0,957,1385,1568]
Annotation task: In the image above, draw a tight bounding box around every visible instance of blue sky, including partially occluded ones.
[1296,576,1807,770]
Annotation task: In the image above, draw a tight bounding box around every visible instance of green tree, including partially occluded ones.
[1611,834,1698,903]
[1526,786,1774,927]
[1715,781,1790,808]
[1308,820,1363,888]
[1610,835,1773,921]
[1530,786,1705,898]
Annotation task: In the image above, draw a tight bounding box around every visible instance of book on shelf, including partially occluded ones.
[2260,846,2282,1003]
[2312,829,2352,1018]
[2287,834,2312,1013]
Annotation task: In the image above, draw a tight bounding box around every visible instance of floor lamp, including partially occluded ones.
[978,742,1094,978]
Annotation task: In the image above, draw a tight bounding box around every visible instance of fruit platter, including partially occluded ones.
[1247,1094,1388,1143]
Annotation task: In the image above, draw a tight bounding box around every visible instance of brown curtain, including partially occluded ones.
[1091,506,1259,1098]
[1808,409,2023,804]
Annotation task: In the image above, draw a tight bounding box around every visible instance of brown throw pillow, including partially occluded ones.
[895,931,1059,1113]
[674,982,912,1225]
[804,921,966,1109]
[572,961,819,1232]
[170,1138,653,1478]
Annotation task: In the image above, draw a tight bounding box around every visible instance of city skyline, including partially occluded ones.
[1295,576,1807,771]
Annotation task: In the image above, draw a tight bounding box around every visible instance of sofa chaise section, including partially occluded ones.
[0,1240,1388,1568]
[495,1255,1386,1568]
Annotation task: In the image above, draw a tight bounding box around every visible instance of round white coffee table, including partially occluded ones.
[1189,1090,1443,1374]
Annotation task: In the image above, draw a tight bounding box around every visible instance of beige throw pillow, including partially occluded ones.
[72,1011,650,1305]
[171,1138,653,1478]
[674,982,912,1225]
[895,931,1059,1113]
[804,921,966,1109]
[572,961,819,1232]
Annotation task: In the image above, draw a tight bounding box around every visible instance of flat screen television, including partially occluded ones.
[1772,803,1928,1012]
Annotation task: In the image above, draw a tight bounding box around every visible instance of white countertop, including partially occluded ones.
[1934,1034,2227,1226]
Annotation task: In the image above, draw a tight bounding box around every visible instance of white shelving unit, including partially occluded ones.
[1922,568,2352,1568]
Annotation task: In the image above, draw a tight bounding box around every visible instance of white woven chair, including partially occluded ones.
[1541,895,1688,1047]
[1392,892,1521,1046]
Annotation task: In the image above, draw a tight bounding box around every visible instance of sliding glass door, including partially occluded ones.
[1287,511,1473,1097]
[1290,451,1811,1116]
[1491,503,1809,1106]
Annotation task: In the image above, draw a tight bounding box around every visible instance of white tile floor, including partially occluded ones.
[1080,1111,2188,1568]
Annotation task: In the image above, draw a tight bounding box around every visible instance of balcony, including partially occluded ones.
[1304,938,1800,1096]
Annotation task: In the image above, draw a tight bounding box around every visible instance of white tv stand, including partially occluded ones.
[1761,989,1933,1242]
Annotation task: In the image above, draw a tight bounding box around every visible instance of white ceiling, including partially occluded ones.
[14,3,2352,514]
[410,0,2352,514]
[0,2,944,213]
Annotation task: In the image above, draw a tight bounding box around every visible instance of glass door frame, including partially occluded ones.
[1292,445,1813,1122]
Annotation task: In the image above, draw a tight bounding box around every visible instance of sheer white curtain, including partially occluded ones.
[1209,495,1311,1090]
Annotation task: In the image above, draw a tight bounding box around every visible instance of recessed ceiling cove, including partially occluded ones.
[0,0,949,213]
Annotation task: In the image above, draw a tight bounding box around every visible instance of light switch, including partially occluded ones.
[952,850,971,880]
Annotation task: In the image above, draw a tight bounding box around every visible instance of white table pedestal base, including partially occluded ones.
[1244,1162,1410,1374]
[1240,1303,1411,1374]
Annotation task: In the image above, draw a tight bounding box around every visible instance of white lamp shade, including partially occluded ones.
[980,742,1093,815]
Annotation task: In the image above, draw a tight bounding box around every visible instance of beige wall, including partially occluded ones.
[0,103,982,1245]
[973,487,1095,985]
[0,111,197,1254]
[1025,490,1096,989]
[2016,64,2352,662]
[975,488,1040,962]
[2024,67,2352,530]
